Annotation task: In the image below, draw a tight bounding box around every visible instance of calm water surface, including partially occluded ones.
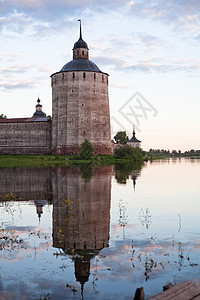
[0,159,200,299]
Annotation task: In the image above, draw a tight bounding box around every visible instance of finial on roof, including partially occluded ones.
[133,125,135,137]
[37,97,41,104]
[77,19,82,40]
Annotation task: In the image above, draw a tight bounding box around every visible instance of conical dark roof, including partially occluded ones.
[60,58,102,73]
[127,127,141,143]
[128,135,141,143]
[73,38,88,49]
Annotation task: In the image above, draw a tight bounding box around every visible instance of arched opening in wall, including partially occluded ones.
[62,73,64,81]
[83,130,86,136]
[77,50,79,55]
[73,72,75,79]
[83,72,86,79]
[82,50,84,55]
[84,243,86,249]
[102,75,104,81]
[82,103,84,106]
[94,73,96,79]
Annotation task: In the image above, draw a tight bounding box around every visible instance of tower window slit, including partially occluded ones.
[83,72,86,78]
[94,73,96,79]
[82,50,84,55]
[73,72,75,79]
[102,75,104,81]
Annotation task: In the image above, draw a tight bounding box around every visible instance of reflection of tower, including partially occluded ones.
[131,170,141,190]
[52,166,112,295]
[75,257,90,294]
[34,199,49,222]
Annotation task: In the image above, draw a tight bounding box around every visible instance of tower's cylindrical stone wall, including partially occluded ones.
[51,70,112,155]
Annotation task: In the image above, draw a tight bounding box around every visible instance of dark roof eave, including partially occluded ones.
[127,139,141,143]
[50,69,109,77]
[0,118,50,123]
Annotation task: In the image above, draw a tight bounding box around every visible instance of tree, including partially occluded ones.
[172,150,177,156]
[114,131,128,144]
[79,139,94,160]
[0,114,7,119]
[114,145,144,160]
[79,163,93,182]
[115,161,143,184]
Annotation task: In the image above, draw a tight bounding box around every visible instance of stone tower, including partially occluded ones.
[51,21,112,155]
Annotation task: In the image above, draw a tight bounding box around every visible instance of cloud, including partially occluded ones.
[91,32,169,61]
[0,11,32,35]
[0,64,50,78]
[0,0,126,27]
[110,83,135,89]
[1,0,199,39]
[93,55,200,74]
[0,79,37,90]
[128,0,200,35]
[0,52,51,90]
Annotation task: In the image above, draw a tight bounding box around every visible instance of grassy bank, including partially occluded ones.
[0,154,134,168]
[0,155,68,167]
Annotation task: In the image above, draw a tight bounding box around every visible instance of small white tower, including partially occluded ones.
[127,125,141,148]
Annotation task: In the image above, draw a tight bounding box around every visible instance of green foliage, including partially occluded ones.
[114,145,144,160]
[0,114,7,119]
[148,148,200,158]
[114,131,128,144]
[79,139,94,160]
[114,160,143,184]
[79,163,93,182]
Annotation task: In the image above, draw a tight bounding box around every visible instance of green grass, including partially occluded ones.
[0,155,69,167]
[0,154,134,168]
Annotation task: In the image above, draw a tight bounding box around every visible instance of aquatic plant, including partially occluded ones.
[0,226,24,251]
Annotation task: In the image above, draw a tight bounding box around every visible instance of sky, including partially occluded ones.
[0,0,200,151]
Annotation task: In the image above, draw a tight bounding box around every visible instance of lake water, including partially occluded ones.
[0,159,200,299]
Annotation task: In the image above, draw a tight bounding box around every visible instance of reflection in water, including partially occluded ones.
[0,165,112,299]
[114,161,144,186]
[139,208,152,229]
[1,159,200,299]
[79,163,93,182]
[34,199,49,222]
[0,167,53,201]
[52,166,112,296]
[118,199,128,239]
